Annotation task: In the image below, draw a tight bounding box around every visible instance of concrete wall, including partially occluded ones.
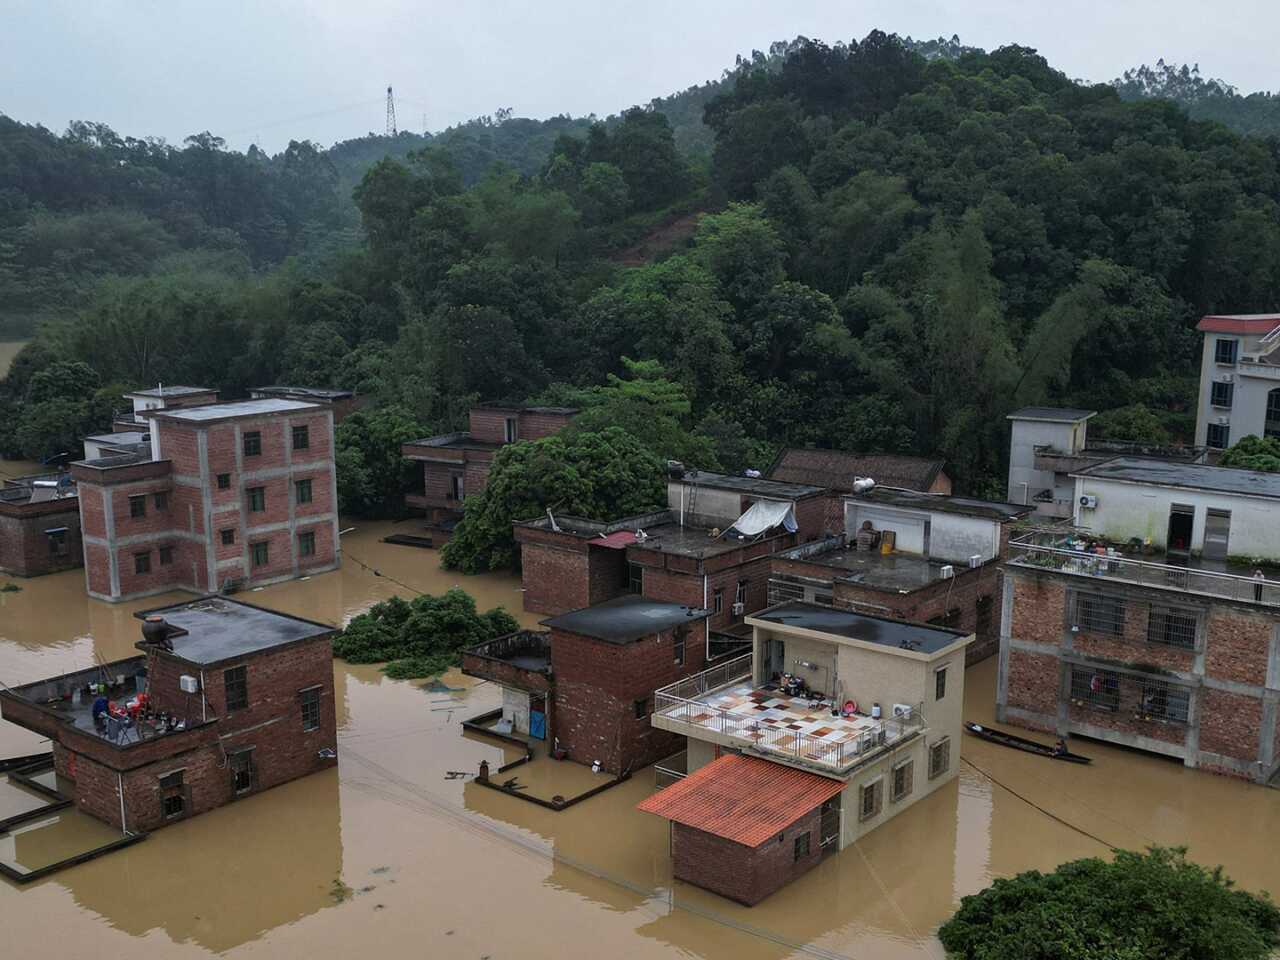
[1194,331,1279,448]
[1074,474,1280,560]
[844,502,1000,563]
[1008,418,1086,518]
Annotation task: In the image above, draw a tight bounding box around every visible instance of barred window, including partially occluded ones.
[860,778,883,821]
[892,759,914,802]
[793,832,811,861]
[1140,679,1191,724]
[1071,667,1120,711]
[928,738,951,779]
[230,749,256,794]
[292,425,309,450]
[1147,605,1198,650]
[300,687,321,732]
[242,431,261,457]
[224,665,248,712]
[1075,593,1125,636]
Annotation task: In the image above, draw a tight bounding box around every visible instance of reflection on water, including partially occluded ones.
[1,809,122,871]
[1,521,1279,959]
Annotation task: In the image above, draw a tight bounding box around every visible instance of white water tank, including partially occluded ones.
[851,477,876,493]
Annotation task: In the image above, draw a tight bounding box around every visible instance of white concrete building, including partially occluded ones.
[1194,313,1280,450]
[1006,407,1096,518]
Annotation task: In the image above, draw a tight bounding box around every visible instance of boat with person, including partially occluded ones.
[963,721,1092,764]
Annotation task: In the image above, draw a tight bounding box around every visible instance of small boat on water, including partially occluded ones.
[963,721,1092,764]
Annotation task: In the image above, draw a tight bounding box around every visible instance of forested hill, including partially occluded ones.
[5,31,1280,507]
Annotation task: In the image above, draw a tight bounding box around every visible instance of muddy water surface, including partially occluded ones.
[2,521,1280,959]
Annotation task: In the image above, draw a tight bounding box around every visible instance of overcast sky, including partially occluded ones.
[4,1,1277,154]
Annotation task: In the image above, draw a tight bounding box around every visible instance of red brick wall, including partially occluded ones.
[519,410,575,440]
[792,495,833,542]
[1199,688,1262,762]
[671,805,824,906]
[469,409,513,444]
[1009,575,1067,646]
[464,459,492,496]
[1203,610,1272,684]
[0,500,82,577]
[551,621,708,773]
[520,542,591,615]
[1006,649,1060,718]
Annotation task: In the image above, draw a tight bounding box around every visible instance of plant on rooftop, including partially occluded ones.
[1219,435,1280,473]
[441,425,664,573]
[938,846,1280,960]
[332,588,518,679]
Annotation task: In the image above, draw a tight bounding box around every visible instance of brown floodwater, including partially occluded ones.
[2,519,1280,958]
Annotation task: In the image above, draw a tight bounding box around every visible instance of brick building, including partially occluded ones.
[641,603,971,904]
[997,456,1280,782]
[0,597,337,833]
[73,397,340,602]
[464,597,710,774]
[250,386,363,423]
[402,404,577,541]
[767,487,1030,664]
[0,474,81,578]
[114,385,220,432]
[769,448,951,495]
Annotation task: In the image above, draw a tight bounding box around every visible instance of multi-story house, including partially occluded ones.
[0,596,337,834]
[1194,313,1280,450]
[73,397,340,602]
[0,473,81,577]
[767,487,1029,663]
[401,404,578,543]
[113,385,220,432]
[998,455,1280,782]
[638,601,970,905]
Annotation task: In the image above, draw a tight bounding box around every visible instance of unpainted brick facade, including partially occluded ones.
[73,406,339,601]
[0,495,82,577]
[670,805,825,906]
[998,568,1280,781]
[551,618,709,774]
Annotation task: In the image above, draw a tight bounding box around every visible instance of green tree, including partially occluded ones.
[1220,435,1280,472]
[939,846,1280,960]
[441,427,665,573]
[333,405,424,517]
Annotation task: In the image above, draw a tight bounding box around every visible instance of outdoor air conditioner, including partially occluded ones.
[968,554,983,568]
[892,703,913,719]
[731,602,745,615]
[939,565,955,579]
[1217,416,1231,425]
[179,675,199,694]
[1079,494,1098,509]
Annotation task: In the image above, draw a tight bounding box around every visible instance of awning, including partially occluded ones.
[727,499,797,537]
[592,531,638,549]
[637,754,845,847]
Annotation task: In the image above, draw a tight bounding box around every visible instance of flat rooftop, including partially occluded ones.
[1075,456,1280,500]
[675,469,825,500]
[1006,406,1096,423]
[749,601,968,654]
[85,431,148,445]
[541,595,710,644]
[135,597,334,664]
[149,398,321,422]
[473,403,578,416]
[403,432,501,452]
[849,486,1031,522]
[783,542,946,591]
[253,385,354,400]
[629,522,789,559]
[124,385,215,399]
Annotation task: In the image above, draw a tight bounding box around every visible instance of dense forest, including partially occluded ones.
[5,31,1280,522]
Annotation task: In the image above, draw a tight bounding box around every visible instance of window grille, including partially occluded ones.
[892,760,914,802]
[1147,605,1198,649]
[1139,678,1191,724]
[767,579,805,606]
[928,738,951,779]
[793,832,811,861]
[242,431,261,457]
[860,779,883,821]
[292,425,309,450]
[1215,338,1238,364]
[1070,667,1120,711]
[230,750,256,794]
[1074,593,1125,636]
[300,687,321,732]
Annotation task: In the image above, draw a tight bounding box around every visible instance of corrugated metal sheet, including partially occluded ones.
[592,531,638,549]
[636,754,845,848]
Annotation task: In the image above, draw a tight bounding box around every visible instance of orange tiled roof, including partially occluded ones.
[636,754,845,848]
[1198,314,1280,334]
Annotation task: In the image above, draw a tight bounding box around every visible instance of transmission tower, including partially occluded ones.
[385,85,397,137]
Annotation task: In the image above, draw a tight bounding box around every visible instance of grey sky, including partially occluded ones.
[3,1,1276,153]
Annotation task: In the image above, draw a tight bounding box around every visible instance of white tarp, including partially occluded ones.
[729,499,797,537]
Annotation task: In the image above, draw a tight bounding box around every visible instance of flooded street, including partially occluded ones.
[3,520,1280,958]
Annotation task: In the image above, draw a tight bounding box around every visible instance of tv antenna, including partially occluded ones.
[385,85,397,137]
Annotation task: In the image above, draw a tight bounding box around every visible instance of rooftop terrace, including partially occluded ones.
[849,486,1031,522]
[135,597,334,664]
[1075,456,1280,500]
[749,601,969,655]
[776,536,948,592]
[628,521,793,559]
[149,398,321,422]
[541,595,710,645]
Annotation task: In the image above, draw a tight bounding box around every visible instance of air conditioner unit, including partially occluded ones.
[1221,373,1234,383]
[939,565,955,579]
[1217,416,1231,425]
[731,602,745,615]
[1079,494,1098,509]
[179,675,199,694]
[892,703,913,719]
[968,554,983,568]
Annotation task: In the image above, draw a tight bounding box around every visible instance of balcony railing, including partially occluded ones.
[653,655,926,773]
[1009,532,1280,607]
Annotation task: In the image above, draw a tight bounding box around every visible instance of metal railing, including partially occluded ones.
[653,656,925,772]
[1009,532,1280,607]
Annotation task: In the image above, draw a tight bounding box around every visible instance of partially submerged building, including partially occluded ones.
[639,602,970,904]
[769,448,951,495]
[0,597,338,833]
[998,456,1280,782]
[74,397,340,602]
[462,596,711,774]
[402,404,578,543]
[768,487,1031,663]
[0,473,81,577]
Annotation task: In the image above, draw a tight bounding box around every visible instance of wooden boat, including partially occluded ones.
[963,721,1092,764]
